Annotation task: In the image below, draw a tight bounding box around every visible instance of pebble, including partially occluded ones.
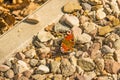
[54,23,70,33]
[37,65,50,74]
[23,70,32,78]
[84,71,96,80]
[32,74,46,80]
[18,76,29,80]
[5,69,14,78]
[110,0,120,15]
[39,46,50,54]
[30,59,38,67]
[112,74,117,80]
[24,49,36,58]
[94,58,104,72]
[0,76,4,80]
[60,59,75,77]
[96,8,106,19]
[76,66,84,74]
[79,16,89,24]
[83,22,96,33]
[69,56,77,66]
[39,59,46,65]
[101,45,114,54]
[63,1,82,13]
[88,42,101,59]
[50,61,60,73]
[77,58,95,71]
[82,3,92,11]
[53,74,63,80]
[37,30,54,42]
[60,14,79,27]
[117,73,120,80]
[0,65,10,72]
[88,0,102,5]
[4,60,12,68]
[114,39,120,49]
[13,73,22,80]
[1,0,120,80]
[98,26,112,36]
[15,52,25,60]
[118,0,120,6]
[96,76,112,80]
[114,49,120,63]
[106,33,119,42]
[78,33,91,43]
[17,60,29,73]
[104,60,120,74]
[72,26,82,41]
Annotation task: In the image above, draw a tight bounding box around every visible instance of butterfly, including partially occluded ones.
[60,31,75,53]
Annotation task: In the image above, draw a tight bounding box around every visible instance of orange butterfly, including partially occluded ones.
[61,31,75,53]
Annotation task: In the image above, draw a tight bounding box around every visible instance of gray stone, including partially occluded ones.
[30,59,38,67]
[15,52,25,60]
[101,45,114,54]
[60,14,79,27]
[54,23,70,33]
[37,65,50,74]
[60,59,75,77]
[77,58,95,71]
[5,69,14,78]
[82,3,92,11]
[50,61,60,73]
[24,49,36,58]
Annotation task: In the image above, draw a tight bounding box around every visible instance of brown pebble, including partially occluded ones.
[105,60,120,74]
[0,65,10,72]
[23,70,32,78]
[5,69,14,78]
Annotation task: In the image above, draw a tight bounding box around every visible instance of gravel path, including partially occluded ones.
[1,0,120,80]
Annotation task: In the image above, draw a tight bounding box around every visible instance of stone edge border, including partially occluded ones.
[0,0,71,64]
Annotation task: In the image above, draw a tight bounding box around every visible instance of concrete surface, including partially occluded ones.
[0,0,71,64]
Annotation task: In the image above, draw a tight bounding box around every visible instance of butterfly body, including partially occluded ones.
[61,31,75,53]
